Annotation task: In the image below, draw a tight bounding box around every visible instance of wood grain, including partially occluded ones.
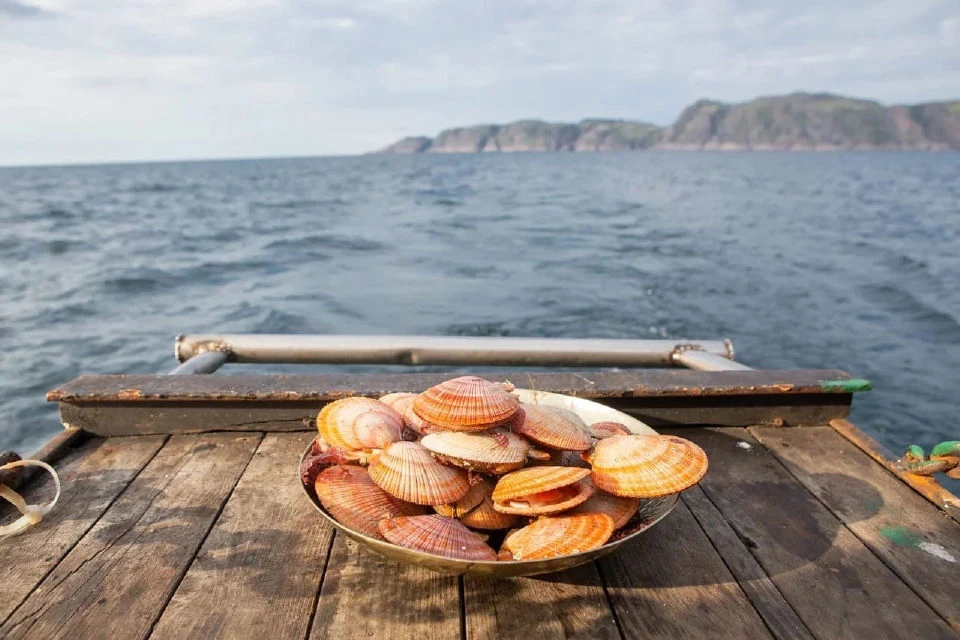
[685,427,957,640]
[0,435,166,623]
[0,433,260,640]
[151,433,335,640]
[310,536,461,640]
[465,563,620,640]
[751,425,960,633]
[681,485,813,640]
[599,500,773,639]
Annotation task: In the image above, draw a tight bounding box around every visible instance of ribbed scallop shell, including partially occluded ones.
[317,398,403,452]
[589,434,708,498]
[493,478,594,516]
[412,376,520,431]
[368,441,471,505]
[566,488,640,529]
[498,513,615,560]
[460,496,522,530]
[434,480,488,518]
[512,405,593,451]
[314,465,427,539]
[492,466,591,501]
[379,515,497,561]
[421,429,529,474]
[590,421,633,439]
[380,392,443,436]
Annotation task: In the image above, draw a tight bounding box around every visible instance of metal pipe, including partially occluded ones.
[169,350,229,374]
[175,334,735,367]
[673,349,752,371]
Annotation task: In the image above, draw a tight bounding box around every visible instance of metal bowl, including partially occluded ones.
[299,388,679,577]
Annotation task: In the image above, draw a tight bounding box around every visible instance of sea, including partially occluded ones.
[1,151,958,461]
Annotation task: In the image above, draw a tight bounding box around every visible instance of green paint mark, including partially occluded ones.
[881,525,922,548]
[819,378,872,393]
[930,441,960,458]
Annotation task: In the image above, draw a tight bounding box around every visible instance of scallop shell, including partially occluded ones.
[412,376,520,431]
[498,513,615,560]
[512,405,593,451]
[421,429,529,474]
[314,465,427,539]
[460,496,522,530]
[317,397,403,452]
[379,515,497,561]
[589,434,708,498]
[368,441,471,505]
[434,480,488,518]
[590,421,633,439]
[380,392,444,436]
[566,487,640,529]
[492,466,593,516]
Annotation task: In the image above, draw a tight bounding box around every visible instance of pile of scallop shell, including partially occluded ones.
[300,375,708,562]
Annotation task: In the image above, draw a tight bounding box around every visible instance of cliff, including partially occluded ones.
[378,93,960,152]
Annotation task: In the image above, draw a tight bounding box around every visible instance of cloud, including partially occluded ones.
[1,0,958,164]
[0,0,50,18]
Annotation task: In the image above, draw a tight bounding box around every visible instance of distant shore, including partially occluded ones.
[379,92,960,153]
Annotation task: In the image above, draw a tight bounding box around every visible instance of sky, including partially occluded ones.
[1,0,958,165]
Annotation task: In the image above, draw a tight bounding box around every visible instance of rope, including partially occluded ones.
[0,459,62,539]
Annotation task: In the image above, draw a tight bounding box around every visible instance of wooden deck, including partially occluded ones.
[3,371,960,639]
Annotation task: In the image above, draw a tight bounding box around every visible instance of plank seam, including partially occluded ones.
[681,489,813,640]
[746,426,958,633]
[592,560,627,640]
[0,435,171,629]
[457,575,467,640]
[303,529,337,640]
[144,432,265,640]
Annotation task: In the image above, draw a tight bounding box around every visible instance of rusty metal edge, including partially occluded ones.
[829,418,960,524]
[3,428,86,491]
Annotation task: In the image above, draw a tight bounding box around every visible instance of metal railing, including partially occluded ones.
[170,334,749,374]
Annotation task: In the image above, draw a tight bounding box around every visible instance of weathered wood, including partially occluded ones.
[681,485,813,640]
[0,433,261,640]
[151,433,335,640]
[751,425,960,633]
[830,419,960,523]
[0,435,166,623]
[465,563,620,640]
[598,500,773,639]
[686,427,957,639]
[310,536,461,640]
[48,370,857,402]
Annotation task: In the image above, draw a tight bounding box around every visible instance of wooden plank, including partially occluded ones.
[681,486,813,640]
[465,563,620,640]
[151,432,334,639]
[310,536,461,640]
[48,370,857,402]
[598,500,773,639]
[1,433,261,640]
[751,425,960,633]
[684,427,957,640]
[830,419,960,523]
[0,435,166,623]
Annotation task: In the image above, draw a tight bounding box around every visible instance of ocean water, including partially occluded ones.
[1,152,958,460]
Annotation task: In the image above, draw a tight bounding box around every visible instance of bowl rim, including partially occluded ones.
[298,387,681,571]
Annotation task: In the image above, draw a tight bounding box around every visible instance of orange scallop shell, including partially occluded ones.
[589,434,708,498]
[421,429,529,474]
[379,392,444,436]
[512,405,593,451]
[317,397,403,452]
[412,376,520,431]
[491,466,593,516]
[434,480,489,518]
[368,441,471,505]
[379,515,497,561]
[565,487,640,529]
[498,513,615,560]
[590,421,633,439]
[314,465,427,539]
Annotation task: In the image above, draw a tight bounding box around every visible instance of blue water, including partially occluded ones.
[1,152,958,460]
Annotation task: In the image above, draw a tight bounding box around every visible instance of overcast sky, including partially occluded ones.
[2,0,958,165]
